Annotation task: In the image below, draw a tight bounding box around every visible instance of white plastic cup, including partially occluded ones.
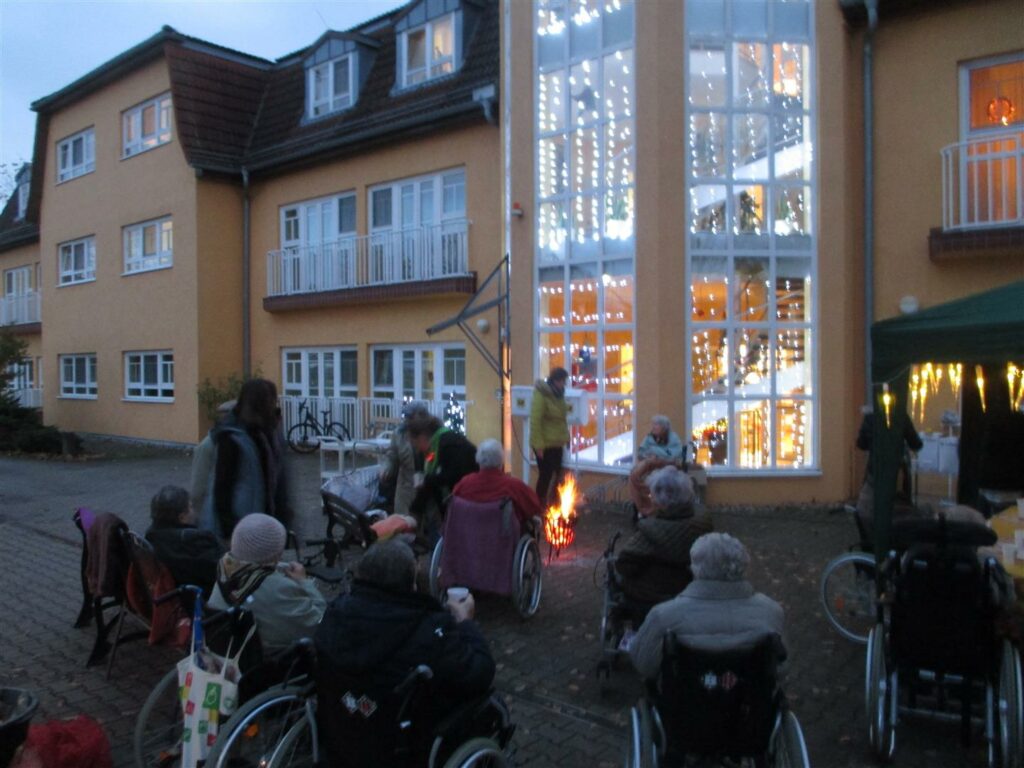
[1017,498,1024,519]
[1002,543,1016,565]
[447,587,469,603]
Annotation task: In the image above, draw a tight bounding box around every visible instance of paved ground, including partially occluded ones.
[0,440,993,767]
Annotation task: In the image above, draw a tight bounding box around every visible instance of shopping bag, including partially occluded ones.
[176,647,240,768]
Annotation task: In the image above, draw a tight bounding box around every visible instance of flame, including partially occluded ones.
[544,474,579,551]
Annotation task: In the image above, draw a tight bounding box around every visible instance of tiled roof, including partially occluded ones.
[31,2,499,178]
[0,164,38,254]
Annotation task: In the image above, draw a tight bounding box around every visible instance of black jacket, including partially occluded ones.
[314,582,495,767]
[145,523,224,598]
[410,431,478,517]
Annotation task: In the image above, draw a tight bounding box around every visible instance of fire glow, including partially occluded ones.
[544,474,579,555]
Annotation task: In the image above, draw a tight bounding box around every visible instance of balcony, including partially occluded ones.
[934,130,1024,261]
[12,388,42,408]
[0,291,41,331]
[264,220,476,312]
[279,395,470,441]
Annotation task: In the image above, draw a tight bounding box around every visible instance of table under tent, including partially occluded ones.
[869,279,1024,557]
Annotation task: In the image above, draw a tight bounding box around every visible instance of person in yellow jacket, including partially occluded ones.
[530,367,570,504]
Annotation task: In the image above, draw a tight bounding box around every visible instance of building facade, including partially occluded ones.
[505,0,1022,504]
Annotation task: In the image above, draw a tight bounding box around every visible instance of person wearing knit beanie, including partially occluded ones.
[230,513,286,564]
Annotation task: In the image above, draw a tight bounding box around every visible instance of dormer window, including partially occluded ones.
[400,13,456,87]
[15,181,29,221]
[309,54,355,118]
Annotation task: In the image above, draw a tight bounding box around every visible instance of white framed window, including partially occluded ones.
[684,0,817,472]
[122,93,172,157]
[123,217,173,274]
[7,357,34,390]
[959,52,1024,137]
[59,237,96,286]
[371,344,465,401]
[280,193,356,249]
[15,182,29,220]
[3,265,31,298]
[60,353,97,398]
[369,169,466,231]
[400,12,456,87]
[124,351,174,401]
[57,128,95,182]
[308,55,355,118]
[282,347,358,399]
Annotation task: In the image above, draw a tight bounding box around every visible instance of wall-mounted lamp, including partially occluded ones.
[510,202,524,218]
[475,317,491,334]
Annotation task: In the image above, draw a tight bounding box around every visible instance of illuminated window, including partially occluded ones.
[535,0,635,467]
[686,0,816,471]
[400,13,456,87]
[122,94,172,157]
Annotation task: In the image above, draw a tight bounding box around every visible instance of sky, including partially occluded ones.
[0,0,408,169]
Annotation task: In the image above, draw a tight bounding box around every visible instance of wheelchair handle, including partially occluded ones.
[154,584,203,605]
[394,664,434,698]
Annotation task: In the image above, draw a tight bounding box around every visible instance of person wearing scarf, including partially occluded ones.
[405,413,478,535]
[202,378,293,538]
[208,513,326,652]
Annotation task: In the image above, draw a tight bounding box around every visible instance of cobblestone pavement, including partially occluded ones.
[0,442,990,767]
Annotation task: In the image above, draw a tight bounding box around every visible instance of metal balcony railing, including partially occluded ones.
[267,220,471,297]
[0,291,40,326]
[11,388,42,408]
[941,130,1024,231]
[278,395,470,441]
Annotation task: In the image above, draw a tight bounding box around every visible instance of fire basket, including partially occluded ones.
[544,474,581,559]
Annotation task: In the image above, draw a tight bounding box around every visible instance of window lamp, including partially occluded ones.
[401,13,456,88]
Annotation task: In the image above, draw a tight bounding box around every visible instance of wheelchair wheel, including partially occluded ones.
[512,536,542,618]
[133,667,181,768]
[770,710,810,768]
[820,551,876,644]
[440,736,507,767]
[865,623,895,761]
[624,702,657,768]
[268,713,317,768]
[998,640,1023,768]
[206,687,314,768]
[429,536,445,601]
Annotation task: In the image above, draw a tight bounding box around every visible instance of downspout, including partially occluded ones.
[241,167,251,377]
[502,0,514,464]
[863,0,879,404]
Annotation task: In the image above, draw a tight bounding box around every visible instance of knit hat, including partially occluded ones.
[357,540,416,592]
[230,513,286,565]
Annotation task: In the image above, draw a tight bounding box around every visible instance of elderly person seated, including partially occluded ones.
[314,540,496,767]
[615,467,713,623]
[630,532,785,681]
[208,513,326,651]
[452,438,543,532]
[145,485,224,598]
[630,415,687,519]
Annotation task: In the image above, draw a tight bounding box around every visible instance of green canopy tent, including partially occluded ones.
[869,280,1024,558]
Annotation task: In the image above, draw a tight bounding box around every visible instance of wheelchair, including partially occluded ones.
[427,496,542,619]
[626,633,810,768]
[865,515,1023,766]
[207,642,514,767]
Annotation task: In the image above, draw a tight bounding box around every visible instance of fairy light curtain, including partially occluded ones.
[535,0,636,466]
[685,0,816,470]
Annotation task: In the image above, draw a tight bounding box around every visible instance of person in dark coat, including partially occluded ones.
[145,485,224,598]
[314,541,496,767]
[615,466,713,621]
[855,407,924,538]
[406,413,478,525]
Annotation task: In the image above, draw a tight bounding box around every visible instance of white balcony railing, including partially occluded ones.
[12,387,42,408]
[941,130,1024,231]
[0,291,40,326]
[279,396,470,442]
[267,220,471,297]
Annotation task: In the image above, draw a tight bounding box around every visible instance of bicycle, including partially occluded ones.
[286,399,351,454]
[819,505,877,644]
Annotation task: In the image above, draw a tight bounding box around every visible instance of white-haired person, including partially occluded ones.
[614,466,713,623]
[452,438,543,531]
[630,415,687,519]
[209,513,326,652]
[629,532,785,681]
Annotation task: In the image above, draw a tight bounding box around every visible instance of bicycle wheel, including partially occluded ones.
[134,667,181,768]
[325,422,351,442]
[820,551,876,644]
[288,423,319,454]
[268,711,317,768]
[441,736,508,768]
[206,687,313,768]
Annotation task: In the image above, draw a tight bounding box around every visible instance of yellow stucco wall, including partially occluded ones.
[39,58,201,444]
[507,0,1019,505]
[248,122,504,446]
